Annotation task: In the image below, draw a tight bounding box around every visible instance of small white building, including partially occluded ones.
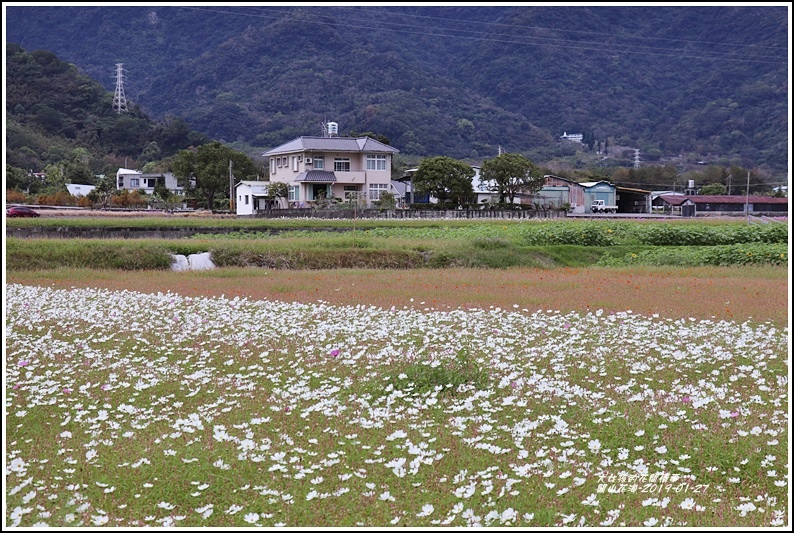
[560,132,584,143]
[116,168,185,196]
[235,181,280,215]
[66,183,96,197]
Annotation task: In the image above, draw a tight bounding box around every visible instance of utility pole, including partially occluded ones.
[113,63,128,113]
[229,159,234,213]
[727,174,732,195]
[745,171,750,224]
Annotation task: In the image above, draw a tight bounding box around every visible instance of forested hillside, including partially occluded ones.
[5,44,209,191]
[4,5,789,174]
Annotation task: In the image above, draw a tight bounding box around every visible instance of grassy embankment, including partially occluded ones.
[5,218,788,270]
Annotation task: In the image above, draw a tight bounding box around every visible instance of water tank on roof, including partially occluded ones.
[688,180,695,189]
[327,122,338,136]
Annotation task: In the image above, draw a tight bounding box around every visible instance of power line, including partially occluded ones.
[176,6,786,65]
[333,5,788,52]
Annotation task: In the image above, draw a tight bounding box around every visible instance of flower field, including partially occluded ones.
[5,282,789,527]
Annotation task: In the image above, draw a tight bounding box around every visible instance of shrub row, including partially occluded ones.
[597,243,788,267]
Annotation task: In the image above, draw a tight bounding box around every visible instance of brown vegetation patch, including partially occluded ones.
[8,266,788,325]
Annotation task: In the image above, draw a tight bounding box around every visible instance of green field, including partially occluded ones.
[5,219,788,270]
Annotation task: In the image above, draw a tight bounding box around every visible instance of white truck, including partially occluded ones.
[590,200,618,214]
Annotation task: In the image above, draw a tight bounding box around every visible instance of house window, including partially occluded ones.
[343,185,360,200]
[366,154,387,171]
[292,156,298,172]
[288,186,299,202]
[313,156,324,170]
[369,183,388,201]
[282,156,287,167]
[130,178,139,187]
[245,195,249,205]
[334,158,350,172]
[271,159,277,174]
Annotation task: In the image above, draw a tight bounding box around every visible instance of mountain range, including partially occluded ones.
[4,5,789,174]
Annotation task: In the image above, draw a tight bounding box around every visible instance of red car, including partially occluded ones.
[7,206,40,218]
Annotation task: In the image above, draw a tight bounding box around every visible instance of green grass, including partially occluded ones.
[6,219,787,270]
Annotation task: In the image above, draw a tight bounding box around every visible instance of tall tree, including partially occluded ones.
[86,175,115,209]
[172,142,257,210]
[480,152,543,204]
[412,156,474,205]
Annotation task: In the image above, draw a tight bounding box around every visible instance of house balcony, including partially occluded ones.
[332,170,367,184]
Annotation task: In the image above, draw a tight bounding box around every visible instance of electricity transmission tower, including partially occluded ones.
[113,63,128,113]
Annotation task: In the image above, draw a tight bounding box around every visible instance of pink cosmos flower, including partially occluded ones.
[63,388,72,394]
[510,382,518,389]
[330,349,340,357]
[682,396,691,403]
[18,360,29,367]
[730,411,740,418]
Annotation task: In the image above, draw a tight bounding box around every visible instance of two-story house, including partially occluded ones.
[262,133,400,208]
[116,168,185,196]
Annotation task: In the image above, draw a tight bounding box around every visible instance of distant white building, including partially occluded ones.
[399,165,520,205]
[560,131,583,143]
[66,183,96,197]
[116,168,185,196]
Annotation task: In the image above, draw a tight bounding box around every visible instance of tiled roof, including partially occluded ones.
[687,195,788,204]
[294,171,337,183]
[657,195,693,206]
[263,136,399,156]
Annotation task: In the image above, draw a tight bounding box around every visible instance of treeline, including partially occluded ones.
[5,6,787,173]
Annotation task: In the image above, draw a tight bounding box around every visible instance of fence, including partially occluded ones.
[248,208,566,220]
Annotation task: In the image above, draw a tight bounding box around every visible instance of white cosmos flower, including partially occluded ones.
[416,504,434,517]
[735,502,757,516]
[213,459,230,470]
[243,513,260,524]
[560,513,577,524]
[680,498,696,510]
[225,504,244,515]
[7,457,26,473]
[644,517,659,526]
[500,508,517,523]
